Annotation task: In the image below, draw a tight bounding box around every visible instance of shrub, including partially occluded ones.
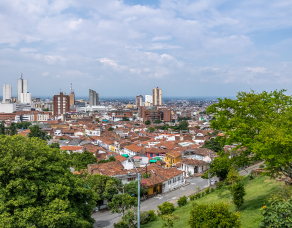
[195,193,201,199]
[177,196,188,207]
[261,198,292,227]
[157,202,175,215]
[259,164,265,169]
[205,188,210,195]
[232,183,246,209]
[113,220,129,228]
[201,192,205,197]
[216,181,225,190]
[140,210,157,225]
[189,203,241,228]
[189,195,196,201]
[211,188,215,193]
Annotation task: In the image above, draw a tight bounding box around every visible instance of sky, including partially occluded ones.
[1,0,292,98]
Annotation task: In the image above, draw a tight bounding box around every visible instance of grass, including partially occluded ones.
[141,175,284,228]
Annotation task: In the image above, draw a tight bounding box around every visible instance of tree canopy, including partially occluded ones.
[208,89,292,178]
[66,150,97,171]
[28,125,50,140]
[201,138,223,152]
[0,135,97,227]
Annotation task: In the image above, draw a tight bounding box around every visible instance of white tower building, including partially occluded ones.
[2,84,12,103]
[17,74,31,103]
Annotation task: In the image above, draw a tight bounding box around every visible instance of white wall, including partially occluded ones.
[162,174,184,193]
[0,103,16,113]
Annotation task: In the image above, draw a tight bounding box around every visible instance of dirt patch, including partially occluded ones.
[264,179,271,182]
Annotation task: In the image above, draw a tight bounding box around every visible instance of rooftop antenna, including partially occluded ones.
[70,83,74,93]
[21,73,23,79]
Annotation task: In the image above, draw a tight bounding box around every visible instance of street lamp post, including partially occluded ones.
[129,157,141,228]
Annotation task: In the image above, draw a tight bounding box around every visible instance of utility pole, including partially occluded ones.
[137,172,141,228]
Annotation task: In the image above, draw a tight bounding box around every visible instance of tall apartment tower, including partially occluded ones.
[136,95,143,106]
[152,87,162,106]
[17,74,31,103]
[2,84,12,103]
[69,83,75,106]
[89,89,99,106]
[53,92,70,116]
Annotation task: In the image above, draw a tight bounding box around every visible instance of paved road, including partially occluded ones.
[92,161,265,228]
[92,177,210,228]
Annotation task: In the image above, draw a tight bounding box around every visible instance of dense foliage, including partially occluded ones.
[28,125,50,140]
[157,202,175,215]
[124,180,148,197]
[0,135,97,227]
[207,90,292,178]
[66,150,97,171]
[189,202,241,228]
[201,155,231,181]
[16,121,31,129]
[107,193,137,216]
[162,214,180,228]
[232,183,246,209]
[97,156,115,164]
[201,138,223,152]
[177,196,188,207]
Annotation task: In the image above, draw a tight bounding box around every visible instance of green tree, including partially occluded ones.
[98,156,116,164]
[145,120,151,125]
[28,125,50,140]
[16,121,31,129]
[66,150,97,171]
[122,117,130,121]
[154,119,162,123]
[43,108,49,111]
[162,214,180,228]
[0,135,97,227]
[107,193,137,216]
[177,196,188,207]
[207,89,292,178]
[201,138,223,152]
[8,122,17,136]
[232,183,246,210]
[49,142,60,149]
[148,127,155,132]
[179,120,189,130]
[157,202,175,215]
[189,202,241,228]
[108,127,114,131]
[195,126,200,129]
[227,166,243,185]
[86,174,122,209]
[124,180,148,197]
[0,121,5,135]
[201,155,231,181]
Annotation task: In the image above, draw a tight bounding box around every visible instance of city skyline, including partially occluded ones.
[1,1,292,97]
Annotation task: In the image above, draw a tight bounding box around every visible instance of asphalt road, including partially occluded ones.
[92,161,265,228]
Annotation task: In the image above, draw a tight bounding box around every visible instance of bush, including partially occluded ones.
[113,220,130,228]
[205,188,210,195]
[232,183,246,209]
[195,193,201,199]
[189,203,241,228]
[261,198,292,227]
[177,196,188,207]
[211,188,215,193]
[140,210,157,225]
[216,181,225,190]
[189,195,196,201]
[259,164,265,168]
[157,202,175,215]
[201,192,205,197]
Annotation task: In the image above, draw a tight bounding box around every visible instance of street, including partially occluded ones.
[92,161,264,228]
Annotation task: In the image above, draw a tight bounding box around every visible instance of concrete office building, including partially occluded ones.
[2,84,12,103]
[152,87,162,106]
[17,75,31,104]
[53,92,70,116]
[136,95,143,107]
[89,89,99,106]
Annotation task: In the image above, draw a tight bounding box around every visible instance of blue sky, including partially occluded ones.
[0,0,292,98]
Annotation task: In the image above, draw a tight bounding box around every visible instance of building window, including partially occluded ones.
[150,153,153,157]
[178,176,180,181]
[163,184,165,189]
[128,177,136,181]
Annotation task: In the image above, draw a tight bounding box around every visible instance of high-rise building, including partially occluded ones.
[145,95,152,103]
[152,87,162,106]
[136,95,143,106]
[70,83,75,106]
[17,74,31,104]
[2,84,12,103]
[53,92,70,116]
[89,89,99,106]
